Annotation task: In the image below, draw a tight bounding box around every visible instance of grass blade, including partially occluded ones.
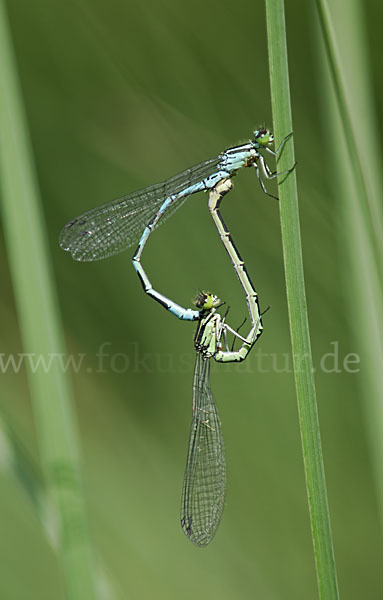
[0,2,98,598]
[315,0,382,259]
[315,0,383,527]
[265,1,340,598]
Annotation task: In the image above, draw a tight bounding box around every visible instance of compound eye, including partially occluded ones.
[195,292,210,310]
[259,130,271,145]
[201,294,214,310]
[194,292,219,310]
[254,128,271,145]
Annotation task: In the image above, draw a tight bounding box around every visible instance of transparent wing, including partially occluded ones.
[181,353,226,546]
[59,156,221,261]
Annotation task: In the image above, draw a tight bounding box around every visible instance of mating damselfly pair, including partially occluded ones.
[60,129,294,546]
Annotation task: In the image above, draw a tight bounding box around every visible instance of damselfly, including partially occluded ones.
[59,129,294,271]
[130,178,264,545]
[59,130,293,545]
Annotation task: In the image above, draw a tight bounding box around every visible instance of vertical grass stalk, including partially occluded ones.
[315,0,382,259]
[315,0,383,528]
[0,2,98,598]
[265,1,339,598]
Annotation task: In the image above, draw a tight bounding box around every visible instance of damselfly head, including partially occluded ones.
[253,128,274,147]
[194,292,220,311]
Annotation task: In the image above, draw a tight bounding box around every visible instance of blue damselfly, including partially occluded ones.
[60,130,294,545]
[176,179,264,545]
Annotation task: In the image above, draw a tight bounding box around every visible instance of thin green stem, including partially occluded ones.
[265,1,339,598]
[0,2,97,598]
[315,0,383,528]
[315,0,382,263]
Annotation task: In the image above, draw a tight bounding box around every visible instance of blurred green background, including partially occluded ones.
[0,0,382,598]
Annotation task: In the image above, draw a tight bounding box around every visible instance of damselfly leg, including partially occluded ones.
[255,132,296,200]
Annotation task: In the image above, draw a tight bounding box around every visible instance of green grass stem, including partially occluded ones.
[265,1,340,598]
[0,2,98,598]
[315,0,382,260]
[315,0,383,527]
